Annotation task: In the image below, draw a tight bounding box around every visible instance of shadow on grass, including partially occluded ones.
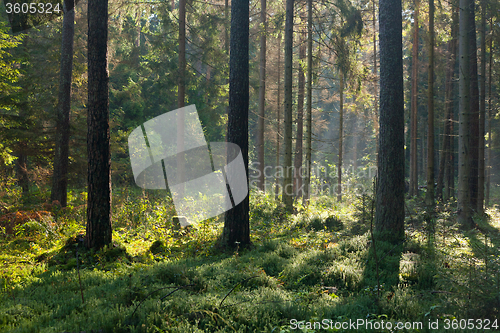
[360,231,404,302]
[461,212,500,317]
[358,204,442,316]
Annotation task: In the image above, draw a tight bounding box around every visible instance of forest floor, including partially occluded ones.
[0,187,499,332]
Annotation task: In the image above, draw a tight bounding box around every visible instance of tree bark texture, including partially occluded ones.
[16,148,29,195]
[372,0,379,158]
[223,0,250,249]
[256,0,266,191]
[176,0,186,198]
[275,32,281,200]
[437,5,458,201]
[86,0,112,250]
[282,0,294,212]
[303,0,312,205]
[294,22,305,199]
[477,0,486,214]
[485,17,493,207]
[458,0,472,228]
[52,0,75,208]
[375,0,405,243]
[409,0,419,197]
[178,0,186,109]
[337,71,344,202]
[425,0,435,207]
[468,1,479,212]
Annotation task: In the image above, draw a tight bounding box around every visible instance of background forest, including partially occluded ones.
[0,0,499,331]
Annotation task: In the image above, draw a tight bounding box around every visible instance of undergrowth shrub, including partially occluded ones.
[325,215,344,231]
[257,252,287,277]
[279,250,325,288]
[309,215,324,231]
[250,191,288,224]
[323,257,363,290]
[275,242,296,259]
[339,234,368,255]
[154,260,206,292]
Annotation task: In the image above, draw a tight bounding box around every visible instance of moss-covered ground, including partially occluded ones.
[1,188,499,332]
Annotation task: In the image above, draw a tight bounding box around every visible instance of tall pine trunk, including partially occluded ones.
[468,1,479,212]
[458,0,472,228]
[372,0,379,158]
[425,0,435,208]
[256,0,266,191]
[282,0,294,212]
[176,0,186,198]
[409,0,419,197]
[17,40,30,199]
[375,0,404,243]
[225,0,229,53]
[447,107,455,200]
[337,71,344,202]
[178,0,186,105]
[477,0,486,214]
[52,0,75,208]
[223,0,250,248]
[303,0,313,205]
[437,5,458,201]
[275,32,282,200]
[485,18,493,207]
[86,0,112,250]
[294,21,305,199]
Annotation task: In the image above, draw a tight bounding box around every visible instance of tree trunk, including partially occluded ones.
[16,40,30,199]
[256,0,266,191]
[176,0,186,198]
[294,22,305,199]
[337,71,344,202]
[86,0,112,250]
[468,1,479,212]
[372,0,379,159]
[223,0,250,249]
[425,0,435,208]
[477,0,486,214]
[282,0,294,212]
[419,114,426,182]
[133,11,141,65]
[353,115,358,171]
[178,0,185,108]
[16,147,29,196]
[275,32,282,201]
[409,0,419,197]
[438,5,458,201]
[303,0,312,205]
[447,106,455,199]
[225,0,229,53]
[375,0,405,243]
[485,17,493,207]
[52,0,75,208]
[458,0,472,228]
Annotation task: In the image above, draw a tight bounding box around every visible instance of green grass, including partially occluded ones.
[0,187,499,332]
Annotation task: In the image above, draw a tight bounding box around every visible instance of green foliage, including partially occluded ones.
[0,21,23,105]
[149,239,166,255]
